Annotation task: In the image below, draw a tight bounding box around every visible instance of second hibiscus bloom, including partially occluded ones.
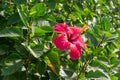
[53,23,87,60]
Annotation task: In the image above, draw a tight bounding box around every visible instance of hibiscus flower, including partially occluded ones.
[53,23,87,60]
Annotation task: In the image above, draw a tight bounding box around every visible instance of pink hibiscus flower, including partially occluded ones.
[53,23,87,60]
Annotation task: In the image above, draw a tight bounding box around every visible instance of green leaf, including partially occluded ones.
[86,32,98,48]
[90,58,109,73]
[34,26,53,37]
[103,31,118,42]
[32,44,44,57]
[7,13,20,25]
[36,61,47,75]
[47,49,60,75]
[69,13,77,21]
[98,0,104,4]
[34,28,46,37]
[0,6,3,11]
[110,75,118,80]
[86,70,108,78]
[27,46,40,58]
[47,0,56,9]
[63,68,74,78]
[0,45,9,55]
[99,62,110,73]
[90,59,101,67]
[30,3,46,17]
[101,17,111,30]
[15,44,29,56]
[68,60,79,70]
[0,48,7,55]
[3,75,16,80]
[14,0,26,4]
[44,15,56,22]
[110,58,120,68]
[93,47,103,55]
[17,8,28,26]
[0,27,22,37]
[1,53,23,76]
[48,70,58,80]
[115,72,120,79]
[40,26,53,32]
[79,73,85,79]
[92,26,101,36]
[3,71,26,80]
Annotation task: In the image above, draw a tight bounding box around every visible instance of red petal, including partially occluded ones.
[72,36,87,49]
[53,34,70,51]
[69,44,82,60]
[69,27,81,34]
[66,27,81,41]
[54,23,69,34]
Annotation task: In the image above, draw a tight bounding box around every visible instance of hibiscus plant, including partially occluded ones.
[0,0,120,80]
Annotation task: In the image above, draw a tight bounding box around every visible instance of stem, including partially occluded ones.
[27,26,31,45]
[77,34,105,79]
[77,60,87,80]
[96,34,105,48]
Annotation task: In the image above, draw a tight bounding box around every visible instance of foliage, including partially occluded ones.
[0,0,120,80]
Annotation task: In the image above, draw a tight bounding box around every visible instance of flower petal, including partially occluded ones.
[72,36,87,49]
[69,44,82,60]
[54,23,69,33]
[69,27,81,34]
[53,34,70,51]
